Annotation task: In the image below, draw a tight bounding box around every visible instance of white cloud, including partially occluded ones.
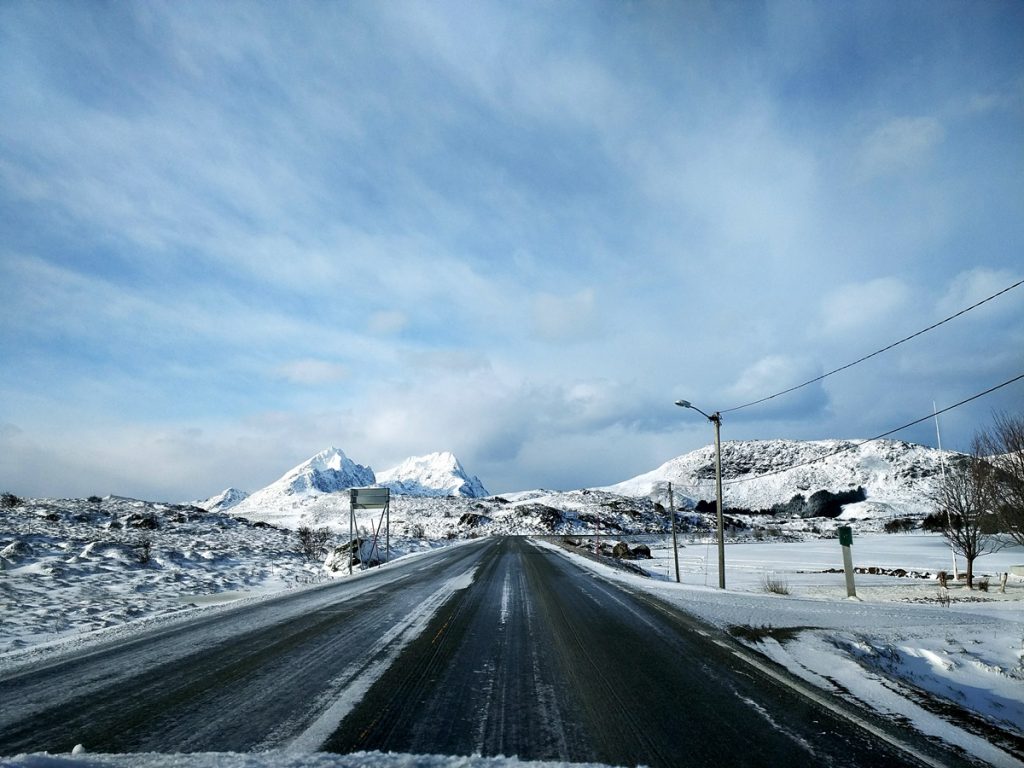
[937,268,1021,317]
[859,116,945,180]
[531,288,599,343]
[722,355,827,418]
[818,277,911,338]
[276,359,349,385]
[367,311,408,335]
[2,3,1021,500]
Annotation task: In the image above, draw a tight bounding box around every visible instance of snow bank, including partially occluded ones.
[0,751,621,768]
[537,535,1024,767]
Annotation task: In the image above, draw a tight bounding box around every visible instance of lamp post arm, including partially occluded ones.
[691,405,714,421]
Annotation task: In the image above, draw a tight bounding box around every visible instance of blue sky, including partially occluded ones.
[1,0,1022,500]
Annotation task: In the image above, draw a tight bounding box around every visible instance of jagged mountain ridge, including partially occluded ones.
[228,447,489,527]
[604,438,956,518]
[229,447,375,523]
[377,451,488,498]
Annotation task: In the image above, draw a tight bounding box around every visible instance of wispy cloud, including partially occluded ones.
[1,1,1021,498]
[859,116,945,180]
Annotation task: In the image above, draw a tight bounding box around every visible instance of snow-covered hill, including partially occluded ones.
[230,448,375,525]
[605,439,956,519]
[195,487,249,513]
[377,452,488,498]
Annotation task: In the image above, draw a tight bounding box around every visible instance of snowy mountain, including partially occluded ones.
[605,439,956,519]
[275,447,376,495]
[230,447,375,525]
[377,451,488,498]
[195,487,249,513]
[228,448,491,529]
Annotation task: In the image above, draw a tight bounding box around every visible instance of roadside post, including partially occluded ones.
[838,525,857,598]
[669,482,680,583]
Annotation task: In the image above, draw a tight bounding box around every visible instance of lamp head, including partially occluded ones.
[674,399,691,408]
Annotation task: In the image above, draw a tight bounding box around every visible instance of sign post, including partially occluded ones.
[349,488,391,574]
[838,525,857,599]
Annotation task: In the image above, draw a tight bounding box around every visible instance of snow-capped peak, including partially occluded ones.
[229,447,376,526]
[274,447,376,495]
[378,451,488,498]
[196,487,249,513]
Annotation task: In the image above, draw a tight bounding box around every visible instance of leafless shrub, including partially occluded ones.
[937,570,948,588]
[297,526,331,561]
[977,577,989,592]
[762,573,789,595]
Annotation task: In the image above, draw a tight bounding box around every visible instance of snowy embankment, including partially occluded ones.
[0,751,619,768]
[0,496,450,665]
[540,534,1024,767]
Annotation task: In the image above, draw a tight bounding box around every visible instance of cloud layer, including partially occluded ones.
[1,1,1022,499]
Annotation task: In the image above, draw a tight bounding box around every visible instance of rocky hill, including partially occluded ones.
[605,438,956,520]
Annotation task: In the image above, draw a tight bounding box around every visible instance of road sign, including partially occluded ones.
[350,488,390,509]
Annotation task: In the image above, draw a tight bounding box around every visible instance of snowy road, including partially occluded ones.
[1,538,975,766]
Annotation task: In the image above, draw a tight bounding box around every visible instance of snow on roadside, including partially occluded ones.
[0,496,456,671]
[0,750,623,768]
[535,536,1024,767]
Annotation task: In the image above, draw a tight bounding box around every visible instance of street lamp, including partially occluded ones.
[675,399,726,589]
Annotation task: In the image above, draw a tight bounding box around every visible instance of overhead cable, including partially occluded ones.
[720,278,1023,415]
[722,372,1024,485]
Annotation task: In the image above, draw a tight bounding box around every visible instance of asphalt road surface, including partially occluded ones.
[0,537,975,766]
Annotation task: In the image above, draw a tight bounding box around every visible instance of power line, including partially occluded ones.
[720,278,1023,415]
[722,372,1024,485]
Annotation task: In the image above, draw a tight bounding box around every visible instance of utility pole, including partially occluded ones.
[669,482,680,583]
[934,401,959,580]
[675,399,726,589]
[711,412,725,590]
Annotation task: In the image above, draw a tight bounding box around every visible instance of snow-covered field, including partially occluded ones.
[4,487,1023,767]
[544,534,1024,767]
[0,496,446,661]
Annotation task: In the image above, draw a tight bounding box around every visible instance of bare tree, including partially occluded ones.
[929,439,1004,588]
[297,526,331,561]
[977,412,1024,546]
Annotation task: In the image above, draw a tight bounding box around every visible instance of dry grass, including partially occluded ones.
[762,572,790,595]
